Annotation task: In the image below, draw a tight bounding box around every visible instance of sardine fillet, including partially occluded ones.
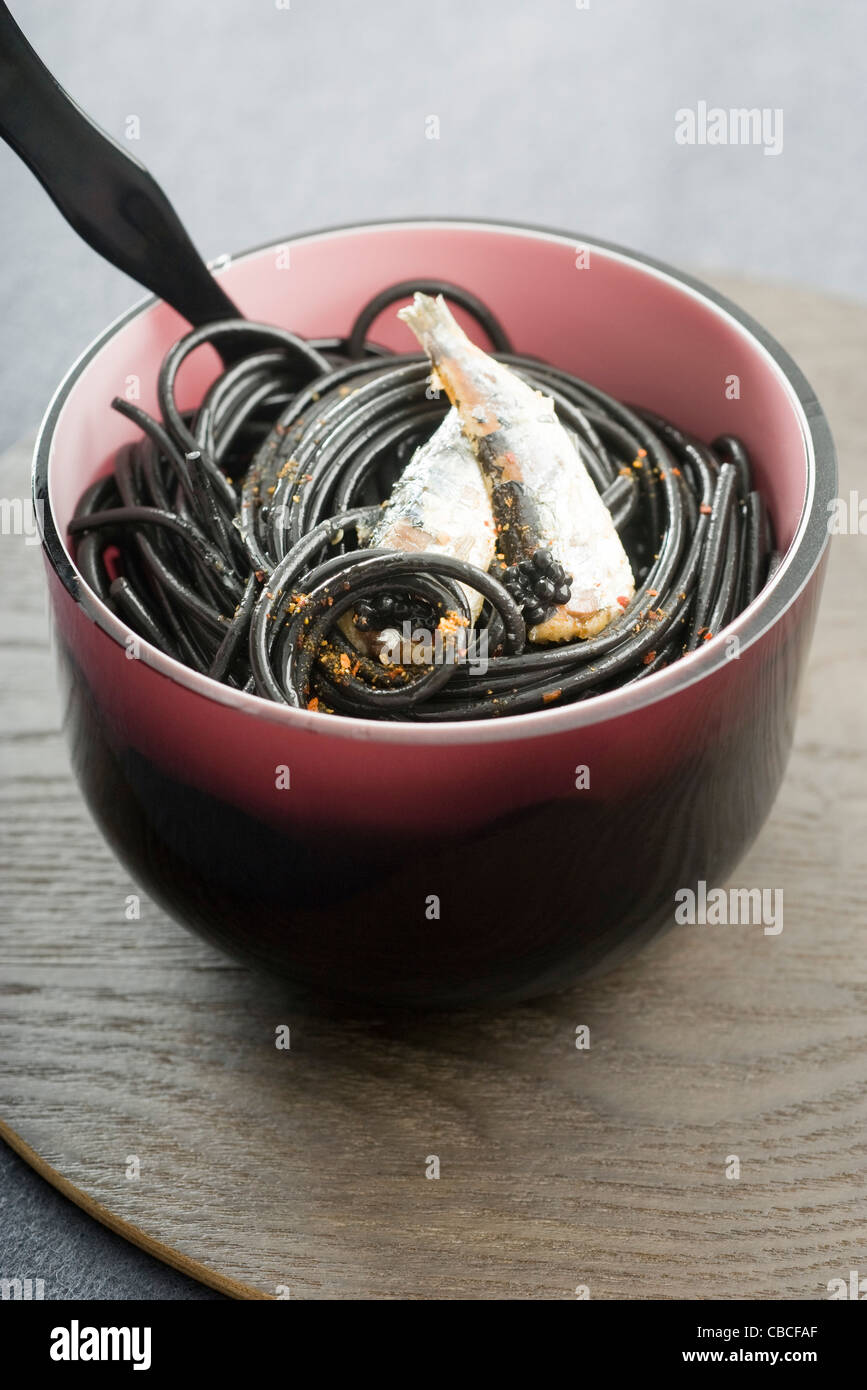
[398,293,635,642]
[343,408,495,659]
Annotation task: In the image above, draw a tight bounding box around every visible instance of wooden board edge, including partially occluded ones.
[0,1117,274,1301]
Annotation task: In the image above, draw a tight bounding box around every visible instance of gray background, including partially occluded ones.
[0,0,862,1299]
[1,0,865,453]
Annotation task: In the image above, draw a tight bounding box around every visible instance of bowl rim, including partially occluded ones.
[33,216,836,747]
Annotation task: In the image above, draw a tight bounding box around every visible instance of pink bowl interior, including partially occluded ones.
[47,222,809,602]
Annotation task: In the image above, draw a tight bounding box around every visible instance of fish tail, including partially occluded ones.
[399,292,492,425]
[397,292,461,359]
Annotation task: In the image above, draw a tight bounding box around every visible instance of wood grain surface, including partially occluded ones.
[1,278,865,1300]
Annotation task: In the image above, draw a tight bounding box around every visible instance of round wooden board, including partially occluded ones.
[1,278,866,1301]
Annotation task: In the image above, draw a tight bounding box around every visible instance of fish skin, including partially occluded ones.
[343,407,495,660]
[398,293,635,642]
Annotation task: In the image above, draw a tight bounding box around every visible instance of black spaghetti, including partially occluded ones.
[68,279,773,720]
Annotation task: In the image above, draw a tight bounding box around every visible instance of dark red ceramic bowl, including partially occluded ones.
[34,220,834,1009]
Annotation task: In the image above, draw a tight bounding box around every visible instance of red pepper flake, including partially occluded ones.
[647,588,658,596]
[671,467,681,477]
[307,697,320,711]
[643,650,657,665]
[616,595,630,608]
[338,653,351,672]
[542,689,562,703]
[702,630,713,641]
[700,503,712,515]
[637,448,647,458]
[648,607,664,620]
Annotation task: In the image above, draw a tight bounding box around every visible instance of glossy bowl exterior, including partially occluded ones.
[35,221,834,1009]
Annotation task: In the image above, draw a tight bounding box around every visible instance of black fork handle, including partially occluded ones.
[0,2,244,338]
